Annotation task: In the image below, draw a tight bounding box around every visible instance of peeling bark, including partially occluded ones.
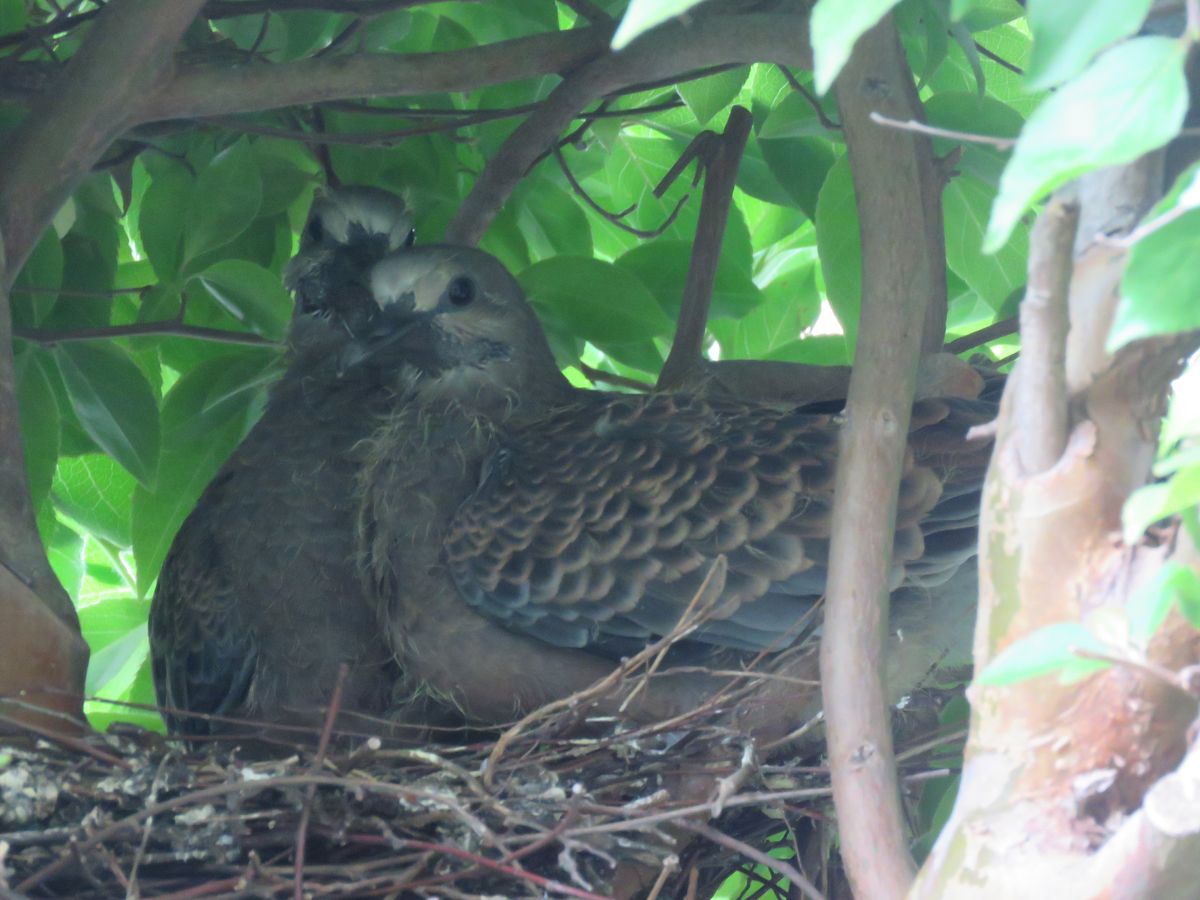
[911,151,1200,896]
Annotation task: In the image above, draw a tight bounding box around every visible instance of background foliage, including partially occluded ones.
[3,0,1199,827]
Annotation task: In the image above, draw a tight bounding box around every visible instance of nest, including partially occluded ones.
[1,669,960,899]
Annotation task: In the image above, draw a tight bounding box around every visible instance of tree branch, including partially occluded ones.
[657,106,752,391]
[140,26,612,123]
[820,15,944,897]
[0,0,209,284]
[1014,190,1078,475]
[446,12,812,245]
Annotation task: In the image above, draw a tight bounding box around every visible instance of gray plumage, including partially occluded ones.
[351,245,997,727]
[149,187,415,739]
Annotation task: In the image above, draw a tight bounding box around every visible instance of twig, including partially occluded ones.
[577,362,653,391]
[445,15,810,245]
[973,40,1023,75]
[483,558,728,786]
[644,854,679,900]
[553,144,692,238]
[944,316,1018,354]
[869,111,1015,149]
[13,320,280,347]
[657,106,752,389]
[778,66,840,130]
[293,663,348,900]
[128,755,171,896]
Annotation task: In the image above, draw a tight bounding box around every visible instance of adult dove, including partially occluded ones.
[351,245,995,736]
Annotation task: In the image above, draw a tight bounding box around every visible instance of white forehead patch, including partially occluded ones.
[318,188,412,251]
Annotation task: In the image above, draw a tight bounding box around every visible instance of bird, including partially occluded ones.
[148,186,418,741]
[348,244,997,737]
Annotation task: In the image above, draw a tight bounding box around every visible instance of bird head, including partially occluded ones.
[284,186,415,335]
[354,245,570,414]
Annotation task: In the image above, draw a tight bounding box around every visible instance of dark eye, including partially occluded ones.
[404,227,416,247]
[447,276,475,307]
[305,217,324,243]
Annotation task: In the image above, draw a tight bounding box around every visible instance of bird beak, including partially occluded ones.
[335,306,437,377]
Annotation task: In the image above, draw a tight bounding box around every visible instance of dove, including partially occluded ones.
[349,245,995,735]
[149,186,418,740]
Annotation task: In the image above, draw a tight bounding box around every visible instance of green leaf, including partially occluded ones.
[53,343,160,487]
[759,137,837,221]
[944,173,1028,310]
[1126,561,1200,645]
[13,349,59,511]
[84,623,148,698]
[44,516,86,603]
[138,165,192,282]
[811,0,904,93]
[520,256,672,368]
[0,0,27,36]
[678,67,750,127]
[183,138,263,267]
[710,252,819,359]
[977,622,1113,686]
[757,92,835,142]
[52,454,136,547]
[518,180,594,260]
[1121,482,1172,545]
[814,155,860,356]
[78,597,151,653]
[986,37,1189,251]
[1025,0,1153,90]
[253,140,319,216]
[612,0,706,50]
[11,228,63,326]
[1110,209,1200,351]
[191,259,292,340]
[955,0,1023,32]
[923,92,1024,187]
[615,239,763,321]
[131,352,273,596]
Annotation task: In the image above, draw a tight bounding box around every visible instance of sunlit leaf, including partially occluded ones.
[53,342,160,487]
[191,259,291,340]
[1110,209,1200,351]
[1025,0,1153,90]
[811,0,904,94]
[814,155,859,356]
[53,454,136,547]
[13,348,60,511]
[944,173,1028,310]
[612,0,706,50]
[986,37,1189,251]
[977,622,1113,686]
[1126,561,1200,645]
[678,67,750,126]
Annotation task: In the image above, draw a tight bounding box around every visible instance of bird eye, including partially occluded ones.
[305,217,324,242]
[447,276,475,307]
[404,227,416,247]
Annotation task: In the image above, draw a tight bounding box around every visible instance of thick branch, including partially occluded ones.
[140,26,611,122]
[1014,191,1078,475]
[446,12,812,245]
[0,0,209,284]
[0,236,89,735]
[821,16,943,898]
[657,106,752,390]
